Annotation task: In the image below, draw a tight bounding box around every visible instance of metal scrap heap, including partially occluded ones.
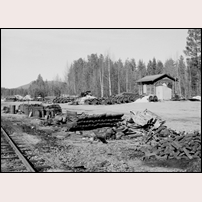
[53,96,76,104]
[122,109,201,161]
[40,108,201,161]
[83,93,143,105]
[139,129,201,160]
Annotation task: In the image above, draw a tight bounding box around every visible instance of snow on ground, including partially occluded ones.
[134,95,150,103]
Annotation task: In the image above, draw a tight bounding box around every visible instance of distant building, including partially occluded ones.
[136,73,176,100]
[5,96,17,102]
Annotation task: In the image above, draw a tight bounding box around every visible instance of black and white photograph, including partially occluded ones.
[1,29,201,173]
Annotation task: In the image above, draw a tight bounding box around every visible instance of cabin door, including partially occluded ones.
[156,86,163,100]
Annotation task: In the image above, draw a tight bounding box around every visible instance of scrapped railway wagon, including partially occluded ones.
[18,104,44,117]
[18,104,62,118]
[84,92,143,105]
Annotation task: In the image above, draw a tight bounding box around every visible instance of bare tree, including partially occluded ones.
[108,56,112,96]
[117,59,122,94]
[125,60,129,92]
[99,55,104,97]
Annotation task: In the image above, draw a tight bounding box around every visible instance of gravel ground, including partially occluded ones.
[1,100,201,172]
[1,117,199,172]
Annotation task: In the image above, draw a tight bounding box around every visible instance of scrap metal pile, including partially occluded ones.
[52,91,91,104]
[49,90,161,105]
[45,108,201,160]
[83,93,143,105]
[53,96,76,104]
[171,94,186,101]
[116,110,201,160]
[51,92,145,105]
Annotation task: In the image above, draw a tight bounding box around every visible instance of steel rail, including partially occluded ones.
[1,127,36,172]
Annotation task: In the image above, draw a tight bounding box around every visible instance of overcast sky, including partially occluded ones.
[1,29,188,88]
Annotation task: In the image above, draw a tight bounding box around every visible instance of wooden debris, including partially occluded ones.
[130,109,165,130]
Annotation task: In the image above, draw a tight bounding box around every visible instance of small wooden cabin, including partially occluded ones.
[136,73,176,100]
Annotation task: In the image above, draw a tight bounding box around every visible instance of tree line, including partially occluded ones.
[1,29,201,99]
[1,74,66,98]
[64,54,190,98]
[64,29,201,98]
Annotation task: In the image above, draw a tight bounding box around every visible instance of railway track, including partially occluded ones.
[1,126,50,172]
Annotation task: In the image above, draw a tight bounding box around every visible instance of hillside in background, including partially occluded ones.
[1,79,67,98]
[17,80,65,89]
[17,82,33,89]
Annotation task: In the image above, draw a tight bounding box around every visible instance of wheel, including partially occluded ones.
[153,95,158,102]
[149,95,154,102]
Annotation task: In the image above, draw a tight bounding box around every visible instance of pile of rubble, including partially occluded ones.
[114,109,201,160]
[139,129,201,160]
[40,109,201,160]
